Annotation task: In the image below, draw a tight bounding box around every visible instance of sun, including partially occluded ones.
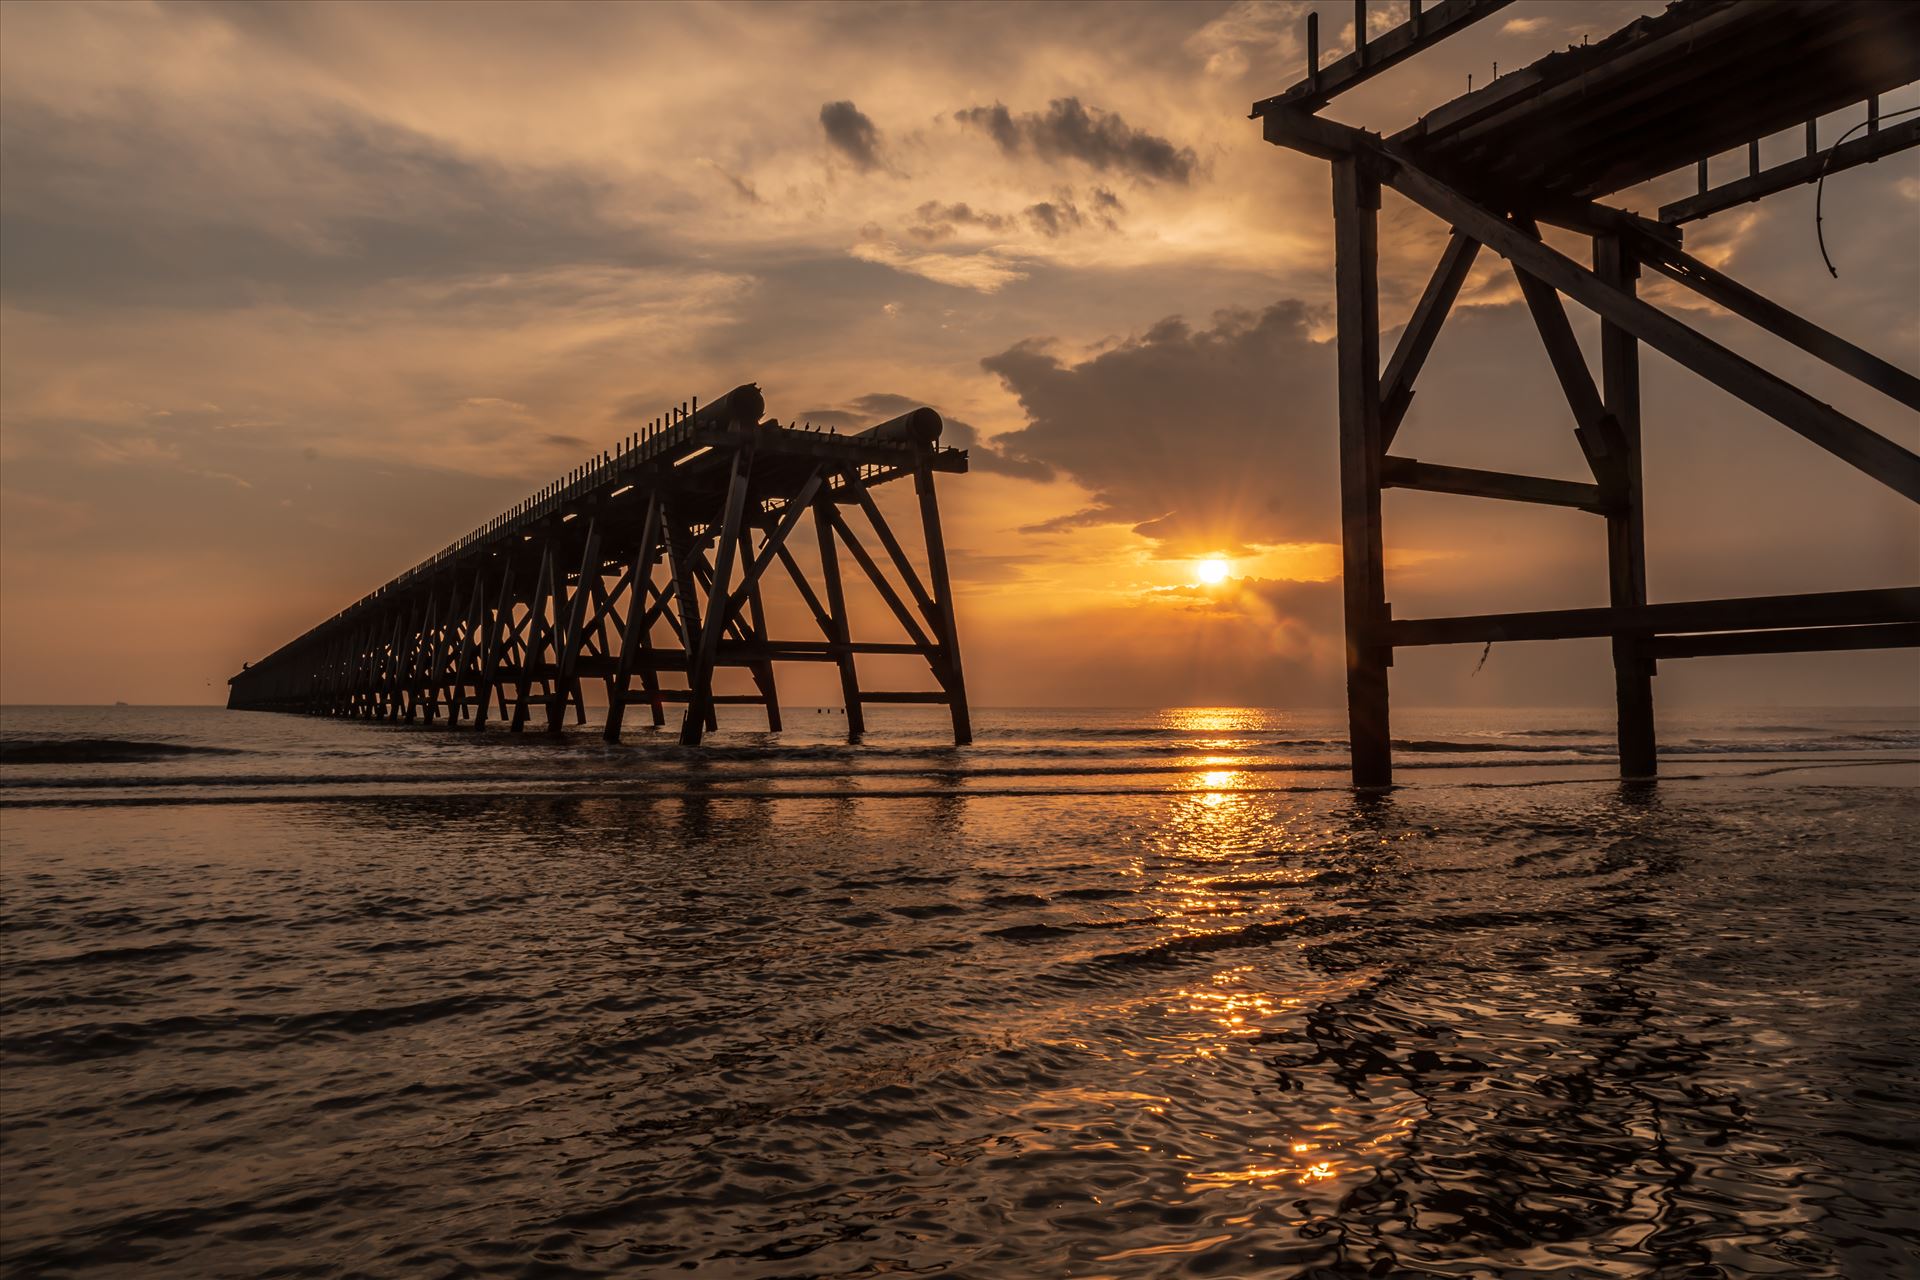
[1195,558,1231,585]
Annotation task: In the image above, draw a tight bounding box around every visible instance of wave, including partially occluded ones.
[0,737,242,765]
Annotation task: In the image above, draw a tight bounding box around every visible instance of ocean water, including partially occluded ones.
[1,704,1916,1277]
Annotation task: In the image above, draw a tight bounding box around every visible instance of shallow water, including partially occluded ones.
[2,706,1917,1277]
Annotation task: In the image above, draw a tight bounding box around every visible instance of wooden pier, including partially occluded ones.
[1255,0,1920,785]
[227,386,972,745]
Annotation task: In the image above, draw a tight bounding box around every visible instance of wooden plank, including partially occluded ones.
[1380,231,1480,447]
[1383,146,1920,502]
[1659,117,1920,224]
[1646,622,1920,660]
[1635,236,1920,411]
[1391,587,1920,648]
[1382,456,1608,512]
[1334,157,1392,788]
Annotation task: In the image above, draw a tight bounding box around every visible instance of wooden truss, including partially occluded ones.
[1257,0,1920,785]
[228,388,972,746]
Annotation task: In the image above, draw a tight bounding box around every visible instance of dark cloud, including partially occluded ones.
[0,101,657,310]
[819,100,885,172]
[907,201,1012,243]
[956,98,1198,185]
[981,302,1336,553]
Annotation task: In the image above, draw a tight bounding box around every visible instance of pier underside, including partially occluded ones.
[227,387,972,746]
[1255,0,1920,785]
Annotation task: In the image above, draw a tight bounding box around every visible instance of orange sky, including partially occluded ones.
[2,0,1916,708]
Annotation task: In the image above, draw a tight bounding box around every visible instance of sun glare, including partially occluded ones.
[1195,558,1230,585]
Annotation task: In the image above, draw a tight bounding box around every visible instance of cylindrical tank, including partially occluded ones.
[853,406,942,447]
[686,384,766,431]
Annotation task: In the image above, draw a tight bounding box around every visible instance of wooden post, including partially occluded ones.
[814,492,865,738]
[738,522,783,732]
[472,561,514,730]
[550,521,600,733]
[1596,234,1657,779]
[604,496,663,742]
[1333,156,1392,787]
[682,451,752,744]
[915,462,972,745]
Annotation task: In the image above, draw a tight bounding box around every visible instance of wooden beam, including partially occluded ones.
[1381,456,1608,512]
[681,452,752,744]
[1510,248,1629,493]
[1380,231,1479,447]
[1659,117,1920,225]
[915,461,972,745]
[1635,238,1920,411]
[1382,147,1920,502]
[1596,234,1656,779]
[1334,157,1392,788]
[1390,587,1920,648]
[1251,0,1513,116]
[1647,622,1920,660]
[815,494,865,738]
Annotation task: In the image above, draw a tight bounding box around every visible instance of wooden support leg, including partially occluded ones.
[1334,157,1392,788]
[473,562,514,731]
[1597,235,1657,780]
[915,463,972,745]
[550,521,600,733]
[739,524,783,732]
[681,454,752,744]
[605,497,664,743]
[814,494,865,739]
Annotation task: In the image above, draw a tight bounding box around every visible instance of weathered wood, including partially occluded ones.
[681,451,753,745]
[1251,0,1512,116]
[1646,622,1920,660]
[814,492,865,737]
[604,496,663,741]
[1386,150,1920,501]
[1382,456,1608,512]
[1334,157,1392,788]
[1509,242,1629,494]
[1390,587,1920,648]
[1634,236,1920,411]
[1380,231,1480,447]
[1596,234,1656,779]
[916,461,972,745]
[1659,116,1920,225]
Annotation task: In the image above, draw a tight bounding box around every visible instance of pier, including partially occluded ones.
[1255,0,1920,785]
[227,386,972,745]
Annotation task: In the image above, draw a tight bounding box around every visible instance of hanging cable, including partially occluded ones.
[1815,102,1920,278]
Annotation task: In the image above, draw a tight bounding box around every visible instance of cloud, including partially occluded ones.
[0,100,659,311]
[955,98,1199,185]
[981,301,1337,554]
[847,237,1025,292]
[1501,16,1549,35]
[908,201,1013,243]
[819,100,886,173]
[1024,187,1122,238]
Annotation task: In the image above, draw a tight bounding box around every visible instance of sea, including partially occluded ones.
[2,704,1916,1278]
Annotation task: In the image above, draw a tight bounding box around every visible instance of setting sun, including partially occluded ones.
[1195,558,1230,585]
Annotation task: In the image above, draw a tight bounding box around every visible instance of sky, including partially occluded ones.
[2,0,1916,709]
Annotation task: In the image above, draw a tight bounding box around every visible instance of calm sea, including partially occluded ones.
[2,705,1916,1277]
